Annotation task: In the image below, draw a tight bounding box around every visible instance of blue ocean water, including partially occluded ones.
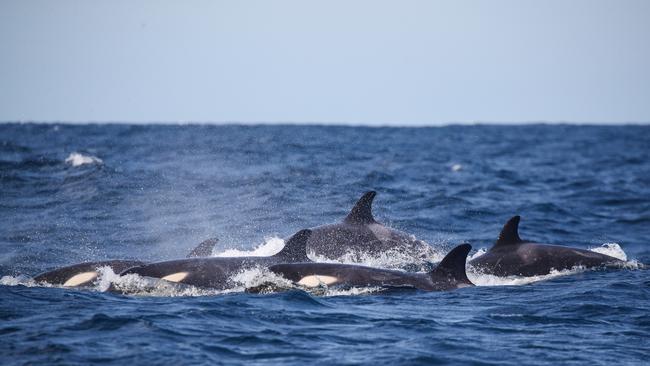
[1,123,649,365]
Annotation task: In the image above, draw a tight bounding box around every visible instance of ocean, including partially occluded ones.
[1,123,649,365]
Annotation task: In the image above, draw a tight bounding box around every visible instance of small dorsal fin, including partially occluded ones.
[430,243,473,285]
[493,216,522,249]
[273,229,312,262]
[343,191,377,224]
[187,237,219,258]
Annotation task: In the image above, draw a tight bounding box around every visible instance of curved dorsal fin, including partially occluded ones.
[187,237,219,258]
[343,191,377,224]
[430,243,473,285]
[273,229,312,262]
[493,216,522,249]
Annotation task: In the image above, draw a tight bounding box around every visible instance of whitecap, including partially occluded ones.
[65,152,103,167]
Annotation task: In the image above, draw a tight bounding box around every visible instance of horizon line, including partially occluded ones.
[1,120,649,127]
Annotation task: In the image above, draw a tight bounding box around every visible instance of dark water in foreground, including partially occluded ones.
[1,124,649,365]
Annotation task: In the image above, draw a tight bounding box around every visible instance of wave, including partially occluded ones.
[65,152,103,167]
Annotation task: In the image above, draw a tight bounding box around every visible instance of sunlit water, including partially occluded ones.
[1,124,649,365]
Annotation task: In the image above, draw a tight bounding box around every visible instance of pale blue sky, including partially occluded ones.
[1,1,649,125]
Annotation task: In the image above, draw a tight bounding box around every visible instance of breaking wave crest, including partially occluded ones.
[65,152,103,167]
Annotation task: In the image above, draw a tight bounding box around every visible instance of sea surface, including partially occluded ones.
[1,123,649,365]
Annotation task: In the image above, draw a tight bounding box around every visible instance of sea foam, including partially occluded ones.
[65,152,103,167]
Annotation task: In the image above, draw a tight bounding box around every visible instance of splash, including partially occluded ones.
[309,245,445,271]
[212,236,443,270]
[588,242,627,261]
[97,267,219,297]
[229,266,295,291]
[468,247,487,261]
[228,266,384,297]
[467,267,582,286]
[65,152,103,167]
[318,286,383,297]
[0,275,40,287]
[213,236,285,257]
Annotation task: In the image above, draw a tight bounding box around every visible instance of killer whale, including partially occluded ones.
[468,216,626,277]
[302,191,435,261]
[117,229,312,290]
[268,244,473,291]
[33,237,220,287]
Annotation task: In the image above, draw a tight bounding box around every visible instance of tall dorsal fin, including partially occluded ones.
[273,229,312,262]
[493,215,522,249]
[430,243,473,285]
[343,191,377,224]
[187,237,219,258]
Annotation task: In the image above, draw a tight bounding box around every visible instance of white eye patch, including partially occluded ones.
[161,272,189,283]
[63,272,98,287]
[297,275,338,287]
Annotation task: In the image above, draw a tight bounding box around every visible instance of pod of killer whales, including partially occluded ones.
[33,191,630,294]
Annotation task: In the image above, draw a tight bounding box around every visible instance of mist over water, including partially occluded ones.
[1,123,649,365]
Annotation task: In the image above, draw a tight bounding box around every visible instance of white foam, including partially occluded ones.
[0,275,39,287]
[229,266,294,291]
[468,247,487,261]
[319,286,382,297]
[97,267,219,297]
[65,152,103,167]
[213,236,286,257]
[227,266,383,297]
[467,266,582,286]
[589,242,627,261]
[310,246,445,271]
[95,266,119,292]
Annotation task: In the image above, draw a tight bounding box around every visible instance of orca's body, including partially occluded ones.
[119,230,312,290]
[33,237,220,287]
[270,244,474,291]
[303,191,435,260]
[469,216,625,277]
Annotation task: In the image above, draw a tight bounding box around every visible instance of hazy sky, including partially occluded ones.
[1,1,649,124]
